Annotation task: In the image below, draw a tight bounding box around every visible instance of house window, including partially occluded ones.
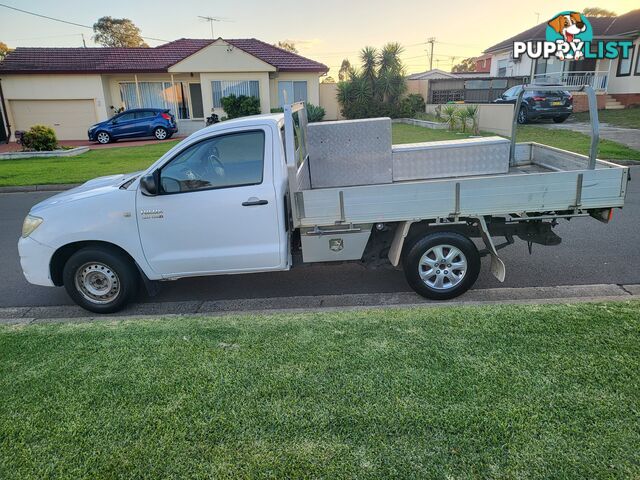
[635,47,640,76]
[119,81,191,119]
[497,59,507,77]
[616,45,634,77]
[212,80,260,108]
[278,81,308,106]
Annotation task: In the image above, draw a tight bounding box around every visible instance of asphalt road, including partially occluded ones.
[1,166,638,308]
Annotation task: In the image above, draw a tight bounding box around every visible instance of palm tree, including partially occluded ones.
[360,46,378,94]
[378,42,404,74]
[336,42,413,119]
[442,105,458,131]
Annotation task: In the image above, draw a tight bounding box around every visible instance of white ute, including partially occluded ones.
[19,86,630,313]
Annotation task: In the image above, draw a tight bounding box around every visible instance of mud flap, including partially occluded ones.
[477,217,506,282]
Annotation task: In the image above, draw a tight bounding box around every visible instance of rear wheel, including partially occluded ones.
[517,107,528,124]
[63,247,139,313]
[96,131,111,144]
[553,115,569,123]
[403,231,481,300]
[154,127,168,140]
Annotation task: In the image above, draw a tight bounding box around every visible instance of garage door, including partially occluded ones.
[10,99,97,140]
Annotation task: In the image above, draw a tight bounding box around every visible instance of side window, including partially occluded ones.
[135,110,156,119]
[117,112,136,121]
[160,130,265,193]
[503,86,518,97]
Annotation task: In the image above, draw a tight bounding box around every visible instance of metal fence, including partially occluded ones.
[532,71,609,91]
[428,77,528,104]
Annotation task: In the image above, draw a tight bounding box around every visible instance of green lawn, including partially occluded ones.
[1,122,638,187]
[1,302,639,479]
[394,123,640,161]
[391,123,479,143]
[0,141,179,187]
[572,107,640,129]
[516,124,640,161]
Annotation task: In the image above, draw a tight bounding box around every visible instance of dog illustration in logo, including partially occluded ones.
[547,12,586,60]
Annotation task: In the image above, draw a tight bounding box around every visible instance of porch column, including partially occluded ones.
[134,74,141,107]
[170,74,179,118]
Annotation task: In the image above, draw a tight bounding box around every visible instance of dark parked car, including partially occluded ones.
[88,108,178,144]
[494,85,573,124]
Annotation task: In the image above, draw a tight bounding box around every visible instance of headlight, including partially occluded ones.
[22,215,43,238]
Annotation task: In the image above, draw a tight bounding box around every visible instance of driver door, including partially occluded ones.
[136,127,283,276]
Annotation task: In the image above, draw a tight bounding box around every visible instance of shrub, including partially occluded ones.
[456,107,472,133]
[306,103,325,122]
[21,125,58,151]
[398,93,426,117]
[465,105,480,135]
[270,104,325,122]
[441,105,458,131]
[220,94,261,119]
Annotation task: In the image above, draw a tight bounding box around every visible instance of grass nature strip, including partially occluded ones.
[1,302,639,479]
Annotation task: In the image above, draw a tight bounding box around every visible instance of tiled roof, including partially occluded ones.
[0,38,328,74]
[484,9,640,53]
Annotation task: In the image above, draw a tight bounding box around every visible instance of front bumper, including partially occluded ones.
[18,236,56,287]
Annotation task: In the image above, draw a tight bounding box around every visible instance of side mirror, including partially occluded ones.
[140,170,160,196]
[111,119,118,124]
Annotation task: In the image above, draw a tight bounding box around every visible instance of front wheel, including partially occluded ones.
[403,231,481,300]
[63,247,139,313]
[96,131,111,144]
[154,127,168,140]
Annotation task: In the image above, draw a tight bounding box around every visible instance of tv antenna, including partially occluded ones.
[198,16,234,39]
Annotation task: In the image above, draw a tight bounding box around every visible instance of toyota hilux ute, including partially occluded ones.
[19,86,630,313]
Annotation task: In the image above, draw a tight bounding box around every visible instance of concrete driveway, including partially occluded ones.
[1,166,638,310]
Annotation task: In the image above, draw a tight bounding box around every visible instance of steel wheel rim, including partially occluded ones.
[418,244,467,290]
[74,262,120,304]
[97,132,109,143]
[155,128,167,139]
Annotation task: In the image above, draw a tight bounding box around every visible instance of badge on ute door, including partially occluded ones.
[329,238,344,252]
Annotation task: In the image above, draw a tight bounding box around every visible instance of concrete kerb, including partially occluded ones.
[1,283,638,325]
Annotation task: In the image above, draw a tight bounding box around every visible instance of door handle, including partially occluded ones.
[242,198,268,206]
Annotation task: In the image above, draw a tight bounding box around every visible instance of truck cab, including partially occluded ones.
[19,114,293,312]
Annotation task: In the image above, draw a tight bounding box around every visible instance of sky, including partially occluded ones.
[1,0,638,77]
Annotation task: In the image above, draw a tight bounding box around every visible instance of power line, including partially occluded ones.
[0,3,169,43]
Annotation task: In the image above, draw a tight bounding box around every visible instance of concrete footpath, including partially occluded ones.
[1,283,638,325]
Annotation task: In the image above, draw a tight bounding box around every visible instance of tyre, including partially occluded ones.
[154,127,168,140]
[403,231,481,301]
[63,247,139,313]
[517,106,528,124]
[96,131,111,144]
[553,115,569,123]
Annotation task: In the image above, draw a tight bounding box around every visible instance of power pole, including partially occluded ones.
[81,33,86,48]
[427,37,436,71]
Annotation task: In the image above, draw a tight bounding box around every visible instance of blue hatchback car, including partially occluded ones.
[88,108,178,144]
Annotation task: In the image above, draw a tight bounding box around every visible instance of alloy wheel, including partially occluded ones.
[418,244,467,290]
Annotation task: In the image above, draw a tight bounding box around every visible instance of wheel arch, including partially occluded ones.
[50,240,142,286]
[388,220,479,267]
